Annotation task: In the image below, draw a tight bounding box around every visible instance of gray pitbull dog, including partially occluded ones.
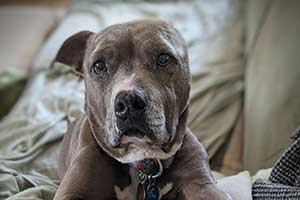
[53,20,231,200]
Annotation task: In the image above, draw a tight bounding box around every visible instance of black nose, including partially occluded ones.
[114,90,147,120]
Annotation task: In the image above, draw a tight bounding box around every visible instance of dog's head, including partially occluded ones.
[55,20,190,163]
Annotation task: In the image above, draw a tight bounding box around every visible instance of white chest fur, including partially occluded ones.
[114,168,173,200]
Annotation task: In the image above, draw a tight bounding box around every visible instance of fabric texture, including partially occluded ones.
[0,6,63,73]
[0,6,65,119]
[216,171,252,200]
[244,0,300,173]
[0,69,27,119]
[252,128,300,199]
[0,0,244,199]
[213,168,271,200]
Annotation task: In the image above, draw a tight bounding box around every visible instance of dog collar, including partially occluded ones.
[130,157,174,200]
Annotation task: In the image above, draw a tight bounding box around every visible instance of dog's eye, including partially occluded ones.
[157,53,172,66]
[92,60,107,74]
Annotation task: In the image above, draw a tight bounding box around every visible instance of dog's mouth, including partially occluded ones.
[110,124,180,163]
[123,127,146,138]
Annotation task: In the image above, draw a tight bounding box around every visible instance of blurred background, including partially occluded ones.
[0,0,300,199]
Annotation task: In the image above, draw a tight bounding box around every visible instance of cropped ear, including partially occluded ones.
[55,31,94,77]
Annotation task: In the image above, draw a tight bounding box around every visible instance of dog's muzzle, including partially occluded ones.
[114,89,148,137]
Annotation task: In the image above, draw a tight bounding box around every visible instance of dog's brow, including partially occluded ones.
[142,28,179,55]
[93,44,112,53]
[159,34,179,57]
[95,30,119,43]
[95,33,117,47]
[139,34,175,55]
[91,39,115,57]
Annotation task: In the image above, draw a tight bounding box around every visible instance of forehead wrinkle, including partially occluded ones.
[133,32,164,46]
[94,26,125,46]
[92,40,114,57]
[159,33,178,56]
[159,27,186,59]
[132,23,177,49]
[91,34,119,60]
[94,28,133,57]
[95,24,125,41]
[138,31,177,57]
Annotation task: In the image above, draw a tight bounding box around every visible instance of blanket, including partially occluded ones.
[0,0,244,199]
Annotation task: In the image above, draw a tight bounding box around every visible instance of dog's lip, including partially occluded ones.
[123,127,145,138]
[111,127,146,148]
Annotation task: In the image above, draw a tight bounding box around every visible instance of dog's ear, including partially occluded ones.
[55,31,94,77]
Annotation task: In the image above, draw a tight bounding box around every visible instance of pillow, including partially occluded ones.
[217,171,252,200]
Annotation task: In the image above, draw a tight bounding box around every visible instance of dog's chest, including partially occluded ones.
[114,168,173,200]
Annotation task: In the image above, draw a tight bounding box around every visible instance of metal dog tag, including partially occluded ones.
[145,185,160,200]
[135,158,163,200]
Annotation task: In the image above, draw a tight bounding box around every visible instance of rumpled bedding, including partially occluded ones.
[0,6,63,119]
[0,0,245,199]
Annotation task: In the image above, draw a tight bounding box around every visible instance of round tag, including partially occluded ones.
[145,186,160,200]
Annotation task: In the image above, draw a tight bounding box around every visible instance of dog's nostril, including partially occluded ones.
[132,94,146,111]
[115,100,127,117]
[114,90,147,121]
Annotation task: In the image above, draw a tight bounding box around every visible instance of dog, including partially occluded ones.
[53,20,231,200]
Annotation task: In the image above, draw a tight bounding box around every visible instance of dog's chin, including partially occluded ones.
[110,134,182,164]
